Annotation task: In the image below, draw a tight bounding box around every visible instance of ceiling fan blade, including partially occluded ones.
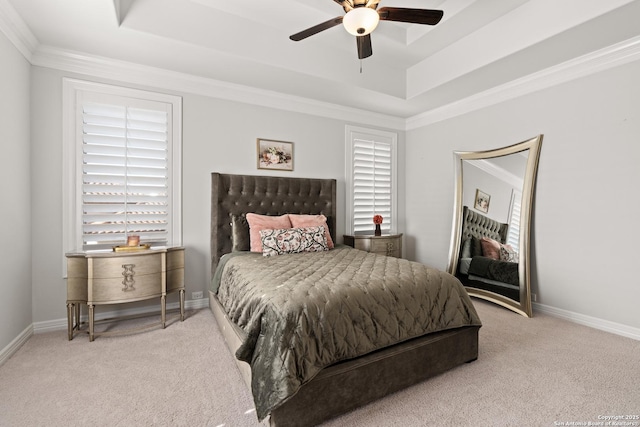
[365,0,382,9]
[290,16,344,41]
[333,0,354,12]
[378,7,443,25]
[356,34,372,59]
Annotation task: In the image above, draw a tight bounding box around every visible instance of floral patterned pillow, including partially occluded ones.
[246,213,292,253]
[499,245,519,262]
[260,226,329,257]
[288,214,334,248]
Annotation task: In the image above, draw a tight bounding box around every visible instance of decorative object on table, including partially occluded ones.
[257,139,293,171]
[373,214,383,236]
[113,244,151,252]
[126,235,140,246]
[474,189,490,213]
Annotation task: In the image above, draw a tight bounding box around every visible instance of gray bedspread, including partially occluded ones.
[467,255,519,287]
[213,246,481,421]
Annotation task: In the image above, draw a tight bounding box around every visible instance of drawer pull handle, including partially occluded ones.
[386,242,394,256]
[122,264,136,291]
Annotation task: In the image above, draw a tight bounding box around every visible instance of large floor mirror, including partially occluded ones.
[447,135,543,317]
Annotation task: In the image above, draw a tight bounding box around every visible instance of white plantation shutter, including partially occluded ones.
[63,79,182,258]
[346,126,397,235]
[506,189,522,249]
[353,139,392,233]
[82,103,170,249]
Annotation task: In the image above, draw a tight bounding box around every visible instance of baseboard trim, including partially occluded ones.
[7,298,635,364]
[533,302,640,341]
[183,297,210,311]
[33,298,210,334]
[0,324,34,367]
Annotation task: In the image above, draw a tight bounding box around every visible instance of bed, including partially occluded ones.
[456,206,520,301]
[209,173,481,426]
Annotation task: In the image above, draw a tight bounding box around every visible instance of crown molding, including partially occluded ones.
[471,159,523,190]
[30,45,406,131]
[406,35,640,130]
[0,0,402,129]
[32,34,640,133]
[3,0,640,133]
[35,36,640,131]
[0,0,38,61]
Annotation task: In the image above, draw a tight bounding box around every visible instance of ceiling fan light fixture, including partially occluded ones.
[343,7,380,36]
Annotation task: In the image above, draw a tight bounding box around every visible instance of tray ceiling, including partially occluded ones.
[6,0,640,118]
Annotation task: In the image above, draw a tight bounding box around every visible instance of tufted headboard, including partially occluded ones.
[210,173,337,276]
[461,205,508,246]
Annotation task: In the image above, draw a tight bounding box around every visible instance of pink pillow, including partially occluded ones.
[480,237,501,260]
[288,214,334,249]
[246,213,292,252]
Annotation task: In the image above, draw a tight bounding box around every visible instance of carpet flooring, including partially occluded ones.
[0,300,638,426]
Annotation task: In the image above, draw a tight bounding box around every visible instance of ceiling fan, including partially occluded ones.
[289,0,444,59]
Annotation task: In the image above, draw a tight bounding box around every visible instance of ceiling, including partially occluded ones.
[6,0,640,119]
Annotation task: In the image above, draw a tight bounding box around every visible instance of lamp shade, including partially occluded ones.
[342,7,380,36]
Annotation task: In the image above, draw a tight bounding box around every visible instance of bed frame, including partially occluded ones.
[209,173,479,426]
[457,206,519,301]
[460,205,508,244]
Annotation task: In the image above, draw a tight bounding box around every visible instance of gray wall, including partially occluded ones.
[405,58,640,330]
[0,31,32,351]
[462,162,516,224]
[28,66,405,324]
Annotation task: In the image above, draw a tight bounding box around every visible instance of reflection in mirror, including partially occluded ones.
[447,135,543,317]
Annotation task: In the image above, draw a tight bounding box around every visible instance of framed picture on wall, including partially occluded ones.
[474,189,491,213]
[257,139,294,171]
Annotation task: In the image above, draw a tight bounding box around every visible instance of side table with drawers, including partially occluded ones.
[343,234,403,258]
[65,246,185,341]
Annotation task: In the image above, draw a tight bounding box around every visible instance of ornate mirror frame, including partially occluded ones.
[447,135,543,317]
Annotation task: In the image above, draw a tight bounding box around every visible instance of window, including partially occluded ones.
[345,126,397,235]
[63,79,182,256]
[506,189,522,249]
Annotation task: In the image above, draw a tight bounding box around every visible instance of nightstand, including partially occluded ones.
[343,234,403,258]
[65,246,185,341]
